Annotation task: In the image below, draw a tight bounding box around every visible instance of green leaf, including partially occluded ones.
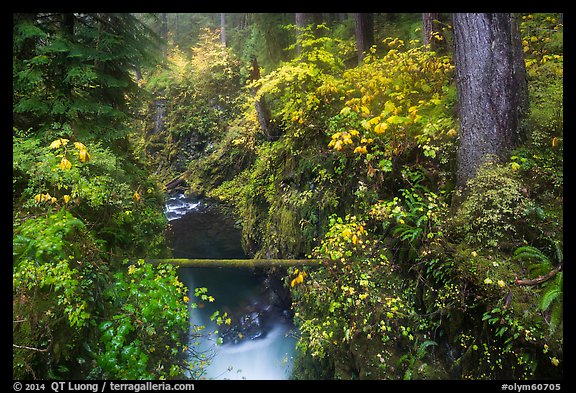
[378,159,393,172]
[416,340,437,359]
[539,287,561,311]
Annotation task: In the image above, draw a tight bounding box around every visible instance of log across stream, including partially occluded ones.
[147,258,320,268]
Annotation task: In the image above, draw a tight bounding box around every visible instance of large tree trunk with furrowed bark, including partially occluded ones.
[453,13,529,188]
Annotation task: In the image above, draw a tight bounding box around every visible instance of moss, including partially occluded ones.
[451,159,529,250]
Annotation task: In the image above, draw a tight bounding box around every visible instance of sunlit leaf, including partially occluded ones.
[78,148,90,163]
[58,157,72,170]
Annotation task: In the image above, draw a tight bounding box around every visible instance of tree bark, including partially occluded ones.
[355,13,374,64]
[220,13,227,47]
[295,13,322,29]
[160,13,168,63]
[422,13,446,52]
[452,13,529,187]
[249,56,279,141]
[295,13,323,55]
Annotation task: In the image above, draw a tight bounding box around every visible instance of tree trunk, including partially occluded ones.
[452,13,529,187]
[422,13,446,52]
[295,13,322,28]
[160,13,168,63]
[355,13,374,64]
[249,55,279,140]
[220,13,226,47]
[149,13,169,137]
[175,13,180,44]
[295,13,323,54]
[150,97,166,135]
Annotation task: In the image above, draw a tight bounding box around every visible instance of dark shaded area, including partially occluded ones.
[165,199,246,259]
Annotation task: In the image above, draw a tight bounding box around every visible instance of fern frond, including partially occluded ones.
[539,271,562,336]
[513,246,550,263]
[548,303,563,334]
[513,245,553,278]
[540,287,561,311]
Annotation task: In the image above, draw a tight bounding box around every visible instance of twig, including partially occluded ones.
[13,343,49,352]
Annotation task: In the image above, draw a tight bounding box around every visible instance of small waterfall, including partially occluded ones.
[165,193,203,221]
[165,192,297,380]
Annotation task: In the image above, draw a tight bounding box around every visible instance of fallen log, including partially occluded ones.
[146,258,322,269]
[164,175,186,191]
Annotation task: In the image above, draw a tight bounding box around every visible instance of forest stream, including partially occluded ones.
[164,192,298,380]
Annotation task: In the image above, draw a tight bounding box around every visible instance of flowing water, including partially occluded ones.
[165,193,298,380]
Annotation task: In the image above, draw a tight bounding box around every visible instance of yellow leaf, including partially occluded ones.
[74,142,87,150]
[374,123,388,134]
[78,149,90,163]
[50,139,62,149]
[133,191,141,202]
[551,137,560,148]
[58,157,72,170]
[50,138,69,149]
[383,101,396,115]
[291,271,306,287]
[340,107,351,116]
[63,195,71,204]
[353,146,367,155]
[367,116,381,126]
[342,228,352,239]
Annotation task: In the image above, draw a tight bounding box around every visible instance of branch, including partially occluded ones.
[515,263,563,286]
[13,343,49,352]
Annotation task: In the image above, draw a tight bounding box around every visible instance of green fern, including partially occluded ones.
[541,271,563,334]
[514,245,563,334]
[513,245,552,277]
[539,271,562,311]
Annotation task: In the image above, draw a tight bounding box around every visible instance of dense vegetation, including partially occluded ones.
[13,13,562,381]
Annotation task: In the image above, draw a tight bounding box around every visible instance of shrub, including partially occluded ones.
[451,159,529,249]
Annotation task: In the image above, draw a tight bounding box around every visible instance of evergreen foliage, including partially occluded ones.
[13,13,161,147]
